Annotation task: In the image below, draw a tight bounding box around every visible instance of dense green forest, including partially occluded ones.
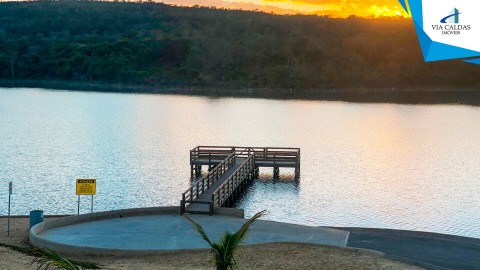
[0,1,479,92]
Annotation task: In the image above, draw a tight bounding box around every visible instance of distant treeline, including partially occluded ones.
[0,1,479,91]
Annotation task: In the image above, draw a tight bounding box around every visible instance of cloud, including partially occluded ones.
[257,0,407,16]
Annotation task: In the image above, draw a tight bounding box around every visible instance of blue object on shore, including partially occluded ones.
[30,210,44,228]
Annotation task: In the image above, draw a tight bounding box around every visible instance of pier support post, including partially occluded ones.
[194,165,202,177]
[180,200,185,214]
[273,167,279,179]
[294,166,300,179]
[295,149,301,180]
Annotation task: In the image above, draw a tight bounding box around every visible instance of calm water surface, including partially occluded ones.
[1,88,479,238]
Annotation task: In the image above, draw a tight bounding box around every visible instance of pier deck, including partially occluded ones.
[181,146,300,215]
[190,146,300,178]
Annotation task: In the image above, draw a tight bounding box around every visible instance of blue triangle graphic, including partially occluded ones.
[397,0,409,14]
[403,0,480,63]
[413,22,433,59]
[409,0,424,26]
[426,41,480,62]
[463,58,480,65]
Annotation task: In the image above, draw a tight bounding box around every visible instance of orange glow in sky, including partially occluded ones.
[163,0,410,17]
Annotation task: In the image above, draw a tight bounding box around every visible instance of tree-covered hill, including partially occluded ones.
[0,1,479,91]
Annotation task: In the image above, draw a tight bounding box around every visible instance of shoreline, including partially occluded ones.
[2,216,479,243]
[1,216,423,270]
[3,210,480,269]
[1,79,480,105]
[1,215,477,241]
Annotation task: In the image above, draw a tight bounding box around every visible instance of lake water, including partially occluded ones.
[1,88,479,238]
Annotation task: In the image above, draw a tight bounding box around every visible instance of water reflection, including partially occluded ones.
[1,88,480,238]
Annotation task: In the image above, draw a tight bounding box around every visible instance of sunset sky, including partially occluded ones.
[162,0,409,17]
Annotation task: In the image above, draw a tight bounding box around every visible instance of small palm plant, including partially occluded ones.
[185,210,265,270]
[28,247,84,270]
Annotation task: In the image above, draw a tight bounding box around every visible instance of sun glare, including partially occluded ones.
[161,0,410,18]
[368,4,406,17]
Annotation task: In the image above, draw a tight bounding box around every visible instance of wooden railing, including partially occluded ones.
[180,152,236,214]
[191,146,300,166]
[211,154,256,208]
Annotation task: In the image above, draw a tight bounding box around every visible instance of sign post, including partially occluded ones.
[7,182,12,236]
[76,179,96,215]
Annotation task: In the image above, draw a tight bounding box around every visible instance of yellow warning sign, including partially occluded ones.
[76,179,96,195]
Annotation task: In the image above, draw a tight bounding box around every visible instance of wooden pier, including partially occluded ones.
[180,146,300,215]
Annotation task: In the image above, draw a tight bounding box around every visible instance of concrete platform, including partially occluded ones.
[30,209,348,255]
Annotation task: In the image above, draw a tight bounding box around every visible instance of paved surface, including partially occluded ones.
[38,215,349,250]
[345,228,480,270]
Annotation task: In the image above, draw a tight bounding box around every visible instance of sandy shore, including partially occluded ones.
[1,217,422,270]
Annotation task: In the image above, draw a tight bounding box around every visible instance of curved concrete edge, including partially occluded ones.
[28,210,452,270]
[213,207,244,218]
[0,215,70,218]
[5,208,244,220]
[29,206,244,256]
[31,206,179,234]
[30,237,211,257]
[28,239,388,259]
[333,226,480,244]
